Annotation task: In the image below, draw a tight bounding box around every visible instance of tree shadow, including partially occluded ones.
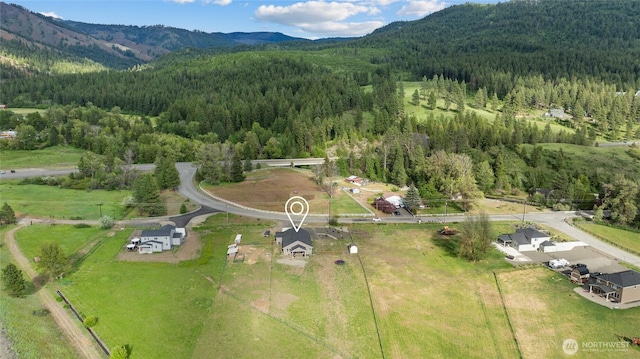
[24,274,50,295]
[431,234,460,258]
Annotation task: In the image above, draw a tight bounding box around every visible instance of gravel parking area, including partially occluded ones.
[520,246,628,273]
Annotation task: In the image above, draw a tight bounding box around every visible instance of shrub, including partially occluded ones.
[83,316,99,328]
[73,223,92,229]
[99,216,114,229]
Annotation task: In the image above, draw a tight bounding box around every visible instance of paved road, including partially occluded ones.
[6,161,640,268]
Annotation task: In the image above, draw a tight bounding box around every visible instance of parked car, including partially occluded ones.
[393,211,401,216]
[10,170,15,173]
[372,218,381,222]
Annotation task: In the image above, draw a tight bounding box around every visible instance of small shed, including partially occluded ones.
[348,244,358,254]
[227,245,239,256]
[235,234,242,244]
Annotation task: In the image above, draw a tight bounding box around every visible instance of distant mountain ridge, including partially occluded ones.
[0,2,308,70]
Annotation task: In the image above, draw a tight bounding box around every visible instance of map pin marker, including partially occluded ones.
[285,196,309,232]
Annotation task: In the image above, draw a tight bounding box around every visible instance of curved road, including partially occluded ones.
[5,161,640,267]
[3,160,640,359]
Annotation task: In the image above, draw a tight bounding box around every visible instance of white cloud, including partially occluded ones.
[255,1,370,25]
[203,0,233,5]
[39,11,62,19]
[167,0,196,4]
[254,0,382,36]
[397,0,446,17]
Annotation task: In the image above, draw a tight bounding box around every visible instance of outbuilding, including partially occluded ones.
[348,244,358,254]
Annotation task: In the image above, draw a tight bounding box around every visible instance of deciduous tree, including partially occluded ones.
[37,243,69,279]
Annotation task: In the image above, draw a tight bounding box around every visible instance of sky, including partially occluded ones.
[9,0,499,39]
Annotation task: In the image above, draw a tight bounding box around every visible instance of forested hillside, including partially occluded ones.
[0,2,306,72]
[358,0,640,91]
[1,0,640,228]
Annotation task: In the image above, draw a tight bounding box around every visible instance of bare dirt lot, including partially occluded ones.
[206,168,323,212]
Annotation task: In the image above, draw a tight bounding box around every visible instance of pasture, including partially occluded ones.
[0,145,86,169]
[0,181,131,220]
[0,225,80,359]
[11,213,639,359]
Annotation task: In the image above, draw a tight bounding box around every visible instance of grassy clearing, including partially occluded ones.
[9,215,640,358]
[498,267,640,358]
[0,146,87,169]
[401,82,575,135]
[0,181,132,220]
[574,222,640,255]
[14,224,108,264]
[0,226,81,359]
[520,143,640,179]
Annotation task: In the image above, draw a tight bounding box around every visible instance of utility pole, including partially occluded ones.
[444,200,447,224]
[522,200,526,222]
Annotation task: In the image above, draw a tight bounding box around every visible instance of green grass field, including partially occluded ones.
[520,143,640,180]
[0,146,87,169]
[0,225,81,359]
[0,181,132,220]
[9,214,638,359]
[574,221,640,255]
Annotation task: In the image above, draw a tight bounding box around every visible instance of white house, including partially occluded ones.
[497,228,551,252]
[139,224,185,252]
[138,240,164,254]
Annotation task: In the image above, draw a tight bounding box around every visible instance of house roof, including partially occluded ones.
[510,232,530,246]
[598,270,640,288]
[280,228,312,248]
[517,228,549,239]
[573,267,589,275]
[540,240,555,247]
[141,224,176,238]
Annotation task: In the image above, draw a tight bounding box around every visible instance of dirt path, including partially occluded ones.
[4,225,103,359]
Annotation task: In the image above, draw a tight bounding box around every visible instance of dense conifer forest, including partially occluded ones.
[1,0,640,228]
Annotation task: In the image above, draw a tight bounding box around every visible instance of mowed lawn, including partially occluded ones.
[203,168,369,215]
[0,181,131,219]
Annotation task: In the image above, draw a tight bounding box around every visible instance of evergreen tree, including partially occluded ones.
[411,89,420,106]
[0,202,16,225]
[230,152,245,183]
[2,263,26,297]
[475,161,495,192]
[404,184,421,213]
[428,91,437,110]
[132,173,166,216]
